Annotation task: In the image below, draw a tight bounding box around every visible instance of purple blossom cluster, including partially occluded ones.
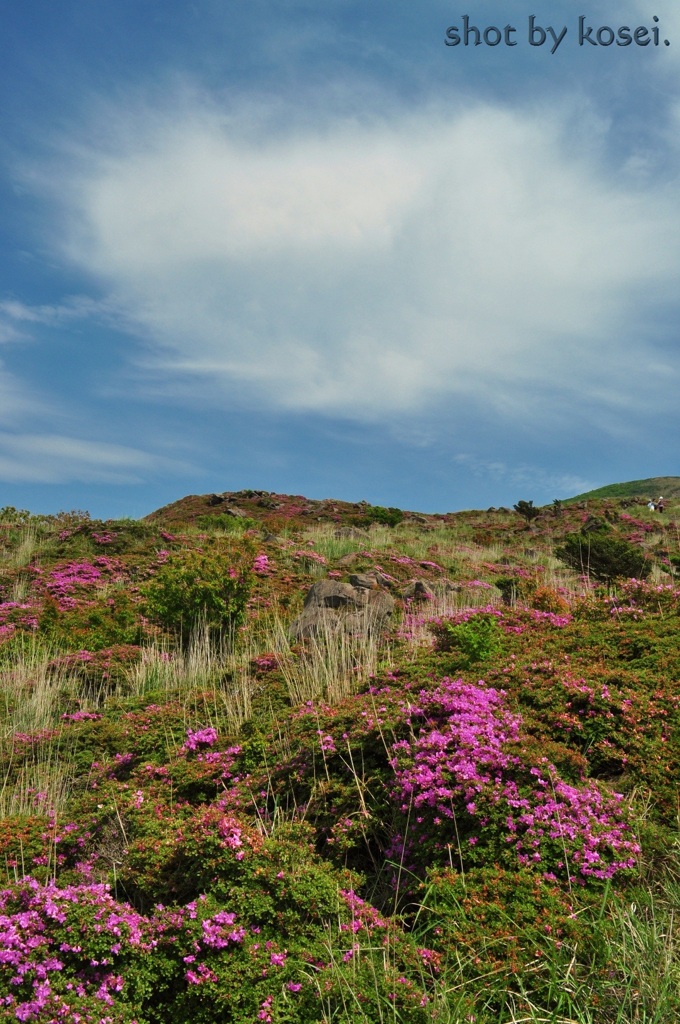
[293,550,327,566]
[40,559,125,610]
[316,731,336,755]
[0,878,262,1017]
[182,727,218,752]
[252,553,272,576]
[90,532,118,546]
[0,601,39,642]
[61,711,102,723]
[0,877,152,1021]
[389,677,639,881]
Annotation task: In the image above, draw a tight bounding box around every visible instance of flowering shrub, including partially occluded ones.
[38,589,145,651]
[39,558,127,611]
[252,553,273,576]
[182,727,219,752]
[389,677,640,882]
[0,600,39,643]
[48,645,143,692]
[0,876,158,1022]
[293,550,327,566]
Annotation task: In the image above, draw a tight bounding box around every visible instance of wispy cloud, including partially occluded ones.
[33,88,678,437]
[0,360,45,425]
[0,295,137,335]
[0,433,192,485]
[452,454,596,500]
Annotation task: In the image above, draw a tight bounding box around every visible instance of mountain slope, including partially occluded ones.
[567,476,680,502]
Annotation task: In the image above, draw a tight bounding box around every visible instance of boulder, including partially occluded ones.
[402,580,435,602]
[348,573,375,590]
[290,578,395,640]
[350,570,395,591]
[223,505,248,518]
[302,580,362,610]
[336,553,359,567]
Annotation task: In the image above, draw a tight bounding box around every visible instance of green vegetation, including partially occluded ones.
[1,487,680,1021]
[567,475,680,502]
[143,545,254,645]
[363,504,405,527]
[556,530,651,582]
[513,498,542,521]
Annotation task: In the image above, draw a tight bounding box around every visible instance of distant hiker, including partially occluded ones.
[657,496,665,513]
[648,500,656,511]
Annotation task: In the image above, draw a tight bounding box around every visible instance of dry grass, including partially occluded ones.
[271,611,393,705]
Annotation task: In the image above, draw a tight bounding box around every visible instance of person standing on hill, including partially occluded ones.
[657,496,665,513]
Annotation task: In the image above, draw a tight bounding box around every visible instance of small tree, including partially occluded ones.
[513,500,541,523]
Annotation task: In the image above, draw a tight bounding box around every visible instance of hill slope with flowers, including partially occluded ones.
[1,491,680,1022]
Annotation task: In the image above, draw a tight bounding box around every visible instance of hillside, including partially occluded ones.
[567,475,680,502]
[143,488,456,529]
[1,492,680,1022]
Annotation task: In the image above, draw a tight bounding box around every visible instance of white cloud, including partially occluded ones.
[452,454,596,500]
[35,92,680,428]
[0,433,191,484]
[0,360,44,425]
[0,295,134,334]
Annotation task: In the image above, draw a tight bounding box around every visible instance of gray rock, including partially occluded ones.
[348,572,380,590]
[402,580,435,602]
[336,553,359,566]
[290,578,394,640]
[302,580,362,610]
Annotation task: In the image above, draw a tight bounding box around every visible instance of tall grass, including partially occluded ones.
[127,626,259,736]
[0,525,43,570]
[0,636,76,737]
[271,610,392,705]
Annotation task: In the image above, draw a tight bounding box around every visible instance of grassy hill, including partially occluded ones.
[567,475,680,502]
[1,493,680,1022]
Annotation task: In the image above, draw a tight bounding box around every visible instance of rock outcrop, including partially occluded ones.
[290,577,394,640]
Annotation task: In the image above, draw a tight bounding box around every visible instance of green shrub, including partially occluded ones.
[364,505,404,527]
[143,546,253,644]
[434,614,503,667]
[556,532,650,582]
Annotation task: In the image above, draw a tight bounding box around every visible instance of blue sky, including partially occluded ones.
[1,0,678,518]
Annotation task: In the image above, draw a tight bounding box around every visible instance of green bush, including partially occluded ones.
[434,614,503,667]
[556,532,650,583]
[143,546,253,644]
[364,505,404,527]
